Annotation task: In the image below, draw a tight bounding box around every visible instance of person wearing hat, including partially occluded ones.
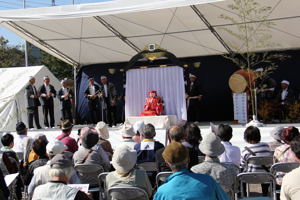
[186,73,203,122]
[84,77,101,124]
[95,121,113,158]
[191,133,237,195]
[99,76,117,127]
[106,145,152,200]
[32,153,91,200]
[132,120,144,143]
[58,79,74,121]
[55,120,78,153]
[154,142,229,200]
[276,80,295,121]
[120,124,137,150]
[74,127,110,171]
[28,140,80,197]
[38,76,57,129]
[140,90,163,116]
[268,126,284,151]
[25,76,42,130]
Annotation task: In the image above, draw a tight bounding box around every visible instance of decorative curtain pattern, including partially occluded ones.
[125,66,187,122]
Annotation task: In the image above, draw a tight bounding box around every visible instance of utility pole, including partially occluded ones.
[52,0,55,6]
[23,0,28,67]
[72,0,75,5]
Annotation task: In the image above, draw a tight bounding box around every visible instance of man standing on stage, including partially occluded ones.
[25,76,42,130]
[276,80,295,121]
[58,79,73,121]
[186,73,203,122]
[85,77,100,124]
[99,76,117,127]
[39,76,57,128]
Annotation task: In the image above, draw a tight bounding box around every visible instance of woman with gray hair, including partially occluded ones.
[32,153,91,200]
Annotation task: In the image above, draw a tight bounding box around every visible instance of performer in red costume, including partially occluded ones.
[140,90,163,116]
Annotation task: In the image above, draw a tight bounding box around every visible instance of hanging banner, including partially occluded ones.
[233,93,247,124]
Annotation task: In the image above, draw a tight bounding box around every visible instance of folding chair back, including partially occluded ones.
[74,163,103,187]
[155,172,172,186]
[108,186,149,200]
[237,172,276,200]
[270,162,300,174]
[245,156,273,172]
[138,162,157,172]
[98,172,109,200]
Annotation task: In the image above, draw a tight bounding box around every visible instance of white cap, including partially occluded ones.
[46,140,67,156]
[255,68,263,72]
[112,145,137,173]
[133,121,145,134]
[121,124,135,138]
[189,73,197,78]
[95,121,109,140]
[281,80,290,85]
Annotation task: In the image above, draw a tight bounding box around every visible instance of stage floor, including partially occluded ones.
[7,122,300,150]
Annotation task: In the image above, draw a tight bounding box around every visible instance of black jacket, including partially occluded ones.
[38,84,57,106]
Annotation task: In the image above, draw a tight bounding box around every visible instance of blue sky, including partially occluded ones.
[0,0,109,46]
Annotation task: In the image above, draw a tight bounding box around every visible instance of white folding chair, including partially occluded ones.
[155,172,172,187]
[237,172,276,200]
[245,156,273,172]
[98,172,109,200]
[107,186,149,200]
[74,163,103,189]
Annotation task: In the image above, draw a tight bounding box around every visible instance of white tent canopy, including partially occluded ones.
[0,66,61,131]
[0,0,299,66]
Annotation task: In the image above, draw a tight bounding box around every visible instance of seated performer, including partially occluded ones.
[140,90,163,116]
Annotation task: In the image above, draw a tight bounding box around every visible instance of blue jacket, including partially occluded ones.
[154,169,230,200]
[134,140,164,164]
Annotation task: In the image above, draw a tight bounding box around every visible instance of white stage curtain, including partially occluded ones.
[125,66,187,122]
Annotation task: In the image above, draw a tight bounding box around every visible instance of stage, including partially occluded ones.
[6,122,300,150]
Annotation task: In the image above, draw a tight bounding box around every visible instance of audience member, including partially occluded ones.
[134,123,164,164]
[106,145,152,200]
[268,126,284,151]
[153,142,229,200]
[55,120,78,153]
[274,126,299,163]
[95,121,113,158]
[73,127,110,171]
[13,122,31,158]
[28,140,80,196]
[191,133,237,195]
[1,133,19,172]
[217,124,241,167]
[241,126,272,196]
[24,138,49,185]
[27,133,48,163]
[32,153,91,200]
[132,120,144,143]
[120,124,137,149]
[280,135,300,200]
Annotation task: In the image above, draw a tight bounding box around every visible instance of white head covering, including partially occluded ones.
[270,126,284,141]
[189,73,197,78]
[121,124,135,138]
[112,145,137,173]
[199,133,225,157]
[133,121,145,135]
[281,80,290,85]
[46,140,67,156]
[95,121,109,140]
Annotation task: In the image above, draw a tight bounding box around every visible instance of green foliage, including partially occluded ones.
[0,37,25,68]
[40,50,73,80]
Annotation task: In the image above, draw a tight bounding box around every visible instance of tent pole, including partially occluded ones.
[23,0,28,67]
[73,65,77,124]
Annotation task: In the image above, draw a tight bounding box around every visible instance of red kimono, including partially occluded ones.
[140,97,163,116]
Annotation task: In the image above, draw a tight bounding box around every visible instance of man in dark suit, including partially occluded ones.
[276,80,295,121]
[25,76,42,129]
[84,78,101,124]
[99,76,117,127]
[38,76,57,128]
[186,73,203,122]
[58,79,73,121]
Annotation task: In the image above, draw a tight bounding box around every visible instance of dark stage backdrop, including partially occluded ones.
[76,49,300,124]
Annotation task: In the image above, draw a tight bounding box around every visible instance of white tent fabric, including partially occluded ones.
[125,66,186,121]
[1,0,299,66]
[0,66,61,131]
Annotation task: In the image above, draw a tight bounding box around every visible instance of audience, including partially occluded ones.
[24,138,49,185]
[191,133,237,196]
[32,153,91,200]
[268,126,284,151]
[95,121,113,158]
[13,122,31,160]
[182,123,205,157]
[55,120,78,153]
[241,126,272,196]
[1,133,19,173]
[106,145,152,200]
[28,140,80,197]
[27,133,48,164]
[154,142,229,200]
[281,135,300,200]
[120,124,137,149]
[132,120,145,143]
[217,124,241,167]
[73,127,110,171]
